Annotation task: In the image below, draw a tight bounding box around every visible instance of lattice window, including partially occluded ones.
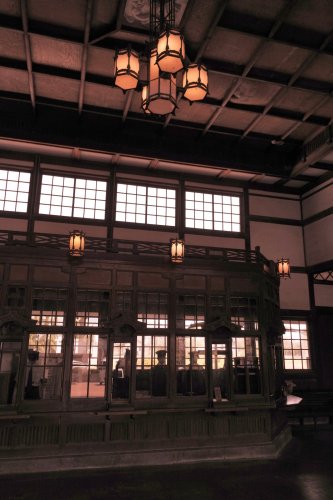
[283,320,311,370]
[115,291,133,313]
[71,334,107,398]
[0,169,30,213]
[7,286,26,308]
[115,183,176,226]
[25,333,64,400]
[75,290,110,327]
[230,296,258,331]
[176,295,205,329]
[185,191,241,232]
[39,174,106,219]
[32,288,68,326]
[137,293,168,328]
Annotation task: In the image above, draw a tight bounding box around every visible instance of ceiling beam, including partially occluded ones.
[240,28,333,140]
[201,0,298,136]
[89,0,126,45]
[78,0,94,115]
[20,0,35,112]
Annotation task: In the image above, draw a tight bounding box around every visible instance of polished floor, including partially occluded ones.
[1,428,333,500]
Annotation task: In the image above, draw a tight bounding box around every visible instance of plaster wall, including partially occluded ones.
[249,221,305,265]
[34,220,107,238]
[249,194,301,220]
[303,215,333,266]
[279,273,310,310]
[314,284,333,307]
[302,180,333,219]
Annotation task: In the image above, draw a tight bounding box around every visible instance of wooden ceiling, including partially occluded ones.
[0,0,332,192]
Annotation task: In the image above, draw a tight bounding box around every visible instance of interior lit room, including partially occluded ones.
[0,0,332,483]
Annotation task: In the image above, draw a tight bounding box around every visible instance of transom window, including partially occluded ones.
[39,174,106,219]
[0,169,30,213]
[75,290,110,327]
[176,295,205,329]
[283,320,311,370]
[32,288,68,326]
[115,183,176,226]
[137,293,168,328]
[185,191,240,232]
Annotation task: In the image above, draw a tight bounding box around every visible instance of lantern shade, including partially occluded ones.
[141,85,151,114]
[277,258,290,279]
[69,230,85,257]
[146,49,177,115]
[170,238,185,263]
[183,64,208,102]
[114,48,140,91]
[156,29,185,74]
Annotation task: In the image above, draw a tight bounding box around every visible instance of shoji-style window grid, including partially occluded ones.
[75,290,110,327]
[185,191,241,232]
[32,288,68,326]
[283,320,311,370]
[7,287,26,308]
[115,291,133,313]
[230,297,258,331]
[137,293,169,328]
[232,336,260,366]
[176,295,205,329]
[0,169,30,213]
[115,183,176,226]
[136,335,168,370]
[39,174,107,219]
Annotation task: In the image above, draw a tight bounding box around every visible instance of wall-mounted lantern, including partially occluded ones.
[277,258,290,279]
[69,230,85,258]
[170,238,185,263]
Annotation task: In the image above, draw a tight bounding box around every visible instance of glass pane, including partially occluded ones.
[212,342,228,400]
[0,342,21,404]
[176,336,206,396]
[112,342,131,400]
[136,336,168,398]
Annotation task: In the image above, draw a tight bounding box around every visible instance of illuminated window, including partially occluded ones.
[137,293,168,328]
[176,336,206,396]
[232,336,261,394]
[115,183,176,226]
[25,333,64,400]
[32,288,68,326]
[283,320,311,370]
[230,297,258,331]
[185,191,241,232]
[136,336,168,398]
[75,290,110,327]
[176,295,205,329]
[0,169,30,213]
[39,174,106,219]
[71,334,107,398]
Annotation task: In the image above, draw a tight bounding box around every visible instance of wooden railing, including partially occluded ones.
[0,230,275,274]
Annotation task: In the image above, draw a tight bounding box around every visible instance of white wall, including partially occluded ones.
[314,284,333,307]
[303,214,333,266]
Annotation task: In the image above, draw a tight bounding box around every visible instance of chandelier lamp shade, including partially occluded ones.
[113,0,208,116]
[69,230,85,258]
[170,238,185,263]
[114,47,140,91]
[183,64,208,102]
[156,28,185,74]
[277,258,291,279]
[145,48,177,115]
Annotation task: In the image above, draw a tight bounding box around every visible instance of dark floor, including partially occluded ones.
[1,428,333,500]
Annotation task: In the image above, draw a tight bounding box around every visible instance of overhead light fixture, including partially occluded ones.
[114,47,140,91]
[170,238,185,263]
[277,258,291,279]
[69,230,85,258]
[114,0,208,116]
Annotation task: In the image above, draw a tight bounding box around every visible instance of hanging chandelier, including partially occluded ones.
[114,0,208,116]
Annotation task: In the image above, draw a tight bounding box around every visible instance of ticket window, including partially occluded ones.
[232,337,261,395]
[211,342,229,400]
[0,341,21,405]
[112,342,132,401]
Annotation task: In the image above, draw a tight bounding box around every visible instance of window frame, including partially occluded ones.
[114,180,178,229]
[0,168,31,215]
[282,319,312,371]
[184,188,243,235]
[37,171,108,223]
